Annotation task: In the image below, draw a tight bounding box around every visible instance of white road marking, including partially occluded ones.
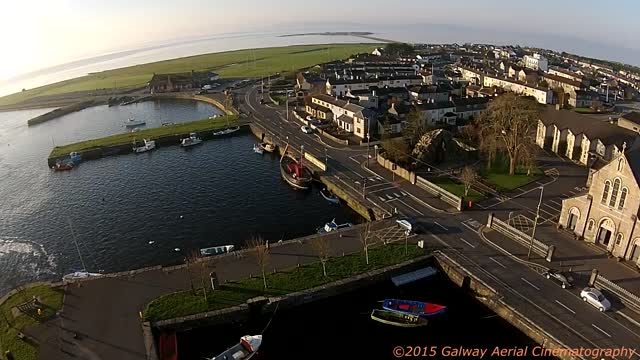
[554,300,576,314]
[459,237,476,248]
[489,257,507,269]
[386,194,394,200]
[350,157,361,164]
[615,310,640,328]
[591,323,612,338]
[379,196,386,202]
[397,199,424,216]
[434,221,448,231]
[401,191,408,196]
[461,221,478,232]
[393,192,401,198]
[520,277,540,291]
[550,200,562,206]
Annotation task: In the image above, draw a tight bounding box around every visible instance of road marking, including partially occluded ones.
[379,196,386,202]
[434,221,448,231]
[591,323,612,338]
[535,181,545,186]
[393,192,401,198]
[386,194,394,200]
[550,199,562,206]
[350,157,361,164]
[554,300,576,314]
[520,277,540,290]
[401,191,408,196]
[489,257,507,268]
[397,199,425,216]
[615,310,640,328]
[459,237,476,248]
[461,221,478,232]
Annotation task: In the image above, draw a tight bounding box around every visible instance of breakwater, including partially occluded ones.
[27,99,103,126]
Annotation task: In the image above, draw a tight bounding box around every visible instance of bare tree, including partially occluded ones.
[476,93,540,175]
[519,144,538,176]
[460,166,477,197]
[381,138,410,164]
[311,236,332,277]
[359,222,372,265]
[248,236,270,289]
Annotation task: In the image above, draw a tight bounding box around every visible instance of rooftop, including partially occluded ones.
[620,111,640,126]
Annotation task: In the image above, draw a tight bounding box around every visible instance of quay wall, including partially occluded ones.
[27,100,104,126]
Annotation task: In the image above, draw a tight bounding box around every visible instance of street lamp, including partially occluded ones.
[362,177,367,199]
[285,89,294,121]
[366,129,371,168]
[374,144,378,160]
[528,186,544,260]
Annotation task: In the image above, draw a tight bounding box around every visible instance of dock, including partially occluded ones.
[391,266,437,286]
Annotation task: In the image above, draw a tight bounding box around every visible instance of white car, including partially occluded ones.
[580,287,611,312]
[301,125,313,134]
[306,115,314,121]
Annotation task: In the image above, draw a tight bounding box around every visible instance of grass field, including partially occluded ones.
[0,44,378,107]
[480,153,542,191]
[144,243,423,322]
[0,285,64,360]
[429,177,486,203]
[49,116,238,158]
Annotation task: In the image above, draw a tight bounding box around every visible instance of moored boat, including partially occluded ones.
[53,159,74,171]
[181,133,203,147]
[133,139,156,153]
[124,117,146,128]
[320,189,340,204]
[200,244,234,256]
[253,144,264,154]
[159,332,178,360]
[259,142,276,153]
[383,299,447,317]
[212,126,240,136]
[280,144,312,190]
[370,309,428,327]
[69,152,82,162]
[62,271,103,283]
[316,218,352,234]
[208,335,262,360]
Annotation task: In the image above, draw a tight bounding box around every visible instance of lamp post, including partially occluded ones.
[366,126,371,168]
[528,186,544,260]
[362,177,367,199]
[285,89,293,121]
[374,144,378,160]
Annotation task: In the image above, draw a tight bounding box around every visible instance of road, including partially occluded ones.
[239,85,640,358]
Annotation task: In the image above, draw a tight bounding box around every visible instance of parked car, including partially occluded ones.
[308,118,322,126]
[543,269,574,289]
[306,115,314,121]
[396,218,422,235]
[580,287,611,312]
[301,125,313,134]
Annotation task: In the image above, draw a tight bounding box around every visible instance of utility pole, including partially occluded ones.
[362,177,367,199]
[528,186,544,260]
[366,125,371,168]
[325,147,328,168]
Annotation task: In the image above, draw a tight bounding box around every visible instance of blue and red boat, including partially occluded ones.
[383,299,446,317]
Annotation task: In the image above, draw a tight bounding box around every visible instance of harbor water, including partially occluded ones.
[0,101,359,295]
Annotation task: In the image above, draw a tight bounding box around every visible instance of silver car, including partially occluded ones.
[580,287,611,312]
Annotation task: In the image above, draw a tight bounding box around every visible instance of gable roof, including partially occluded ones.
[624,148,640,188]
[620,111,640,126]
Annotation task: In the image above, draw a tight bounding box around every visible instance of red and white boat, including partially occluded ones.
[209,335,262,360]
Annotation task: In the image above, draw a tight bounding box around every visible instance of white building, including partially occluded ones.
[483,75,553,104]
[524,53,549,72]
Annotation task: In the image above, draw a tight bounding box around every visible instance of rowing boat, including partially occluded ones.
[370,309,428,327]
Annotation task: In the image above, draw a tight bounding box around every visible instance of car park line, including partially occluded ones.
[521,277,540,290]
[489,257,507,268]
[459,237,476,248]
[434,221,448,231]
[592,324,612,338]
[555,300,576,314]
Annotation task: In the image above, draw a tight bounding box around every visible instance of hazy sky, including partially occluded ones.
[2,0,639,80]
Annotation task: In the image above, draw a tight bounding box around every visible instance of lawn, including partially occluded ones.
[49,116,238,158]
[429,177,486,203]
[480,153,543,191]
[0,285,64,360]
[0,44,378,107]
[573,107,597,114]
[144,243,423,322]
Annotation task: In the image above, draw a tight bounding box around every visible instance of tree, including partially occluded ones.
[384,43,414,57]
[248,236,270,289]
[311,236,332,277]
[538,79,549,88]
[402,109,427,146]
[381,138,410,164]
[476,93,541,175]
[359,222,372,265]
[519,144,538,176]
[461,166,477,197]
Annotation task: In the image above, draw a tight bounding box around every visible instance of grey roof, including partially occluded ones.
[539,106,638,148]
[452,97,490,107]
[415,101,455,111]
[337,114,354,125]
[624,148,640,187]
[344,103,364,113]
[620,111,640,125]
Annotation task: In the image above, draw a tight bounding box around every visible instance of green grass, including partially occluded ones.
[429,177,485,203]
[144,244,423,322]
[480,153,542,191]
[573,107,597,114]
[49,116,238,158]
[0,285,64,360]
[0,44,378,107]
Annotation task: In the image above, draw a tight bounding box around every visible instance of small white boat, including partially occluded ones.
[253,144,264,154]
[161,122,175,127]
[62,271,103,283]
[316,218,353,234]
[133,139,156,153]
[212,126,241,136]
[181,133,203,147]
[208,335,262,360]
[124,117,146,128]
[260,142,276,153]
[320,189,340,204]
[209,114,220,119]
[200,245,234,257]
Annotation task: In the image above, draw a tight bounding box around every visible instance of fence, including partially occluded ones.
[415,176,463,211]
[376,154,416,184]
[594,275,640,314]
[487,214,551,260]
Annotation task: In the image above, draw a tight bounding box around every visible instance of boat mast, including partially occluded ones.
[280,143,289,162]
[299,145,305,167]
[67,217,88,272]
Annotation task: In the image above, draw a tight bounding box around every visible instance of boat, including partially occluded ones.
[320,189,340,204]
[280,144,312,190]
[382,299,447,317]
[259,142,276,153]
[212,126,241,136]
[133,139,156,153]
[370,309,428,328]
[200,245,234,257]
[181,133,203,147]
[209,114,220,119]
[62,218,103,283]
[53,160,74,171]
[159,332,178,360]
[69,152,82,162]
[161,122,175,127]
[208,335,262,360]
[253,143,264,154]
[124,117,146,128]
[316,218,353,234]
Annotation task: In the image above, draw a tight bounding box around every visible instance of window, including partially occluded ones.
[588,220,595,231]
[616,233,624,246]
[609,179,621,207]
[618,158,625,172]
[601,181,611,204]
[619,188,628,210]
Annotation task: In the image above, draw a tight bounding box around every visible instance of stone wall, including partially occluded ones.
[376,153,416,184]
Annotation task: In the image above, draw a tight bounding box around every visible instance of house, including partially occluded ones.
[558,148,640,265]
[547,66,588,86]
[483,75,553,104]
[536,106,639,165]
[325,75,422,96]
[377,114,403,136]
[148,71,218,94]
[517,69,539,84]
[310,94,374,139]
[304,102,333,121]
[568,89,599,108]
[617,112,640,133]
[541,73,583,93]
[414,100,456,126]
[345,89,379,109]
[453,97,490,121]
[372,48,384,56]
[523,53,548,71]
[408,85,450,102]
[296,72,325,92]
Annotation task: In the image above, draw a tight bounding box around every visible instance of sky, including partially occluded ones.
[2,0,640,81]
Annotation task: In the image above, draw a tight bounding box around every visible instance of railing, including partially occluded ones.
[594,275,640,314]
[415,176,463,211]
[488,216,550,259]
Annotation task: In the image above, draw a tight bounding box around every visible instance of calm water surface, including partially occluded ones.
[0,101,359,295]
